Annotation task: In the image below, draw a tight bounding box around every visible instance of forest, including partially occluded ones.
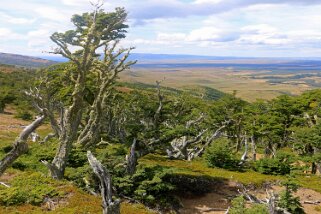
[0,4,321,214]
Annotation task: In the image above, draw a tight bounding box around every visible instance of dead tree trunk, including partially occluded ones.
[40,133,56,144]
[125,139,137,175]
[250,135,257,161]
[239,137,248,165]
[0,115,45,176]
[87,151,120,214]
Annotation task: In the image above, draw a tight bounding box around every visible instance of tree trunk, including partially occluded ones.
[0,115,45,176]
[240,138,248,164]
[314,162,321,175]
[250,135,257,161]
[45,103,83,179]
[126,139,137,175]
[87,151,120,214]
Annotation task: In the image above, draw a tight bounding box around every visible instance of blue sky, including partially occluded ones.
[1,0,321,57]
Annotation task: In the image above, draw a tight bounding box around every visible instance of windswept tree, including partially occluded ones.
[40,4,135,179]
[0,3,135,179]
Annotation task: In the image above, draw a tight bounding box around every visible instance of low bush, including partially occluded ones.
[254,157,291,175]
[205,139,239,170]
[0,172,65,206]
[113,165,177,209]
[15,110,33,121]
[229,196,269,214]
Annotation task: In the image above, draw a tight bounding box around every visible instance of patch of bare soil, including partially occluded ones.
[296,188,321,214]
[179,182,321,214]
[179,181,239,214]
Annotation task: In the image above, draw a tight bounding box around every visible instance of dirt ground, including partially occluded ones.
[179,182,321,214]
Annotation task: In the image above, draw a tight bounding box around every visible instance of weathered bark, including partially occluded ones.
[250,135,257,161]
[30,132,40,142]
[78,43,136,148]
[44,96,84,179]
[0,115,45,176]
[189,124,227,160]
[166,114,206,160]
[312,162,321,175]
[125,139,137,175]
[239,137,248,165]
[267,192,276,214]
[87,151,120,214]
[153,80,164,131]
[40,133,56,144]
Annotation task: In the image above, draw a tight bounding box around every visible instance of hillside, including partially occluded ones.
[0,53,57,68]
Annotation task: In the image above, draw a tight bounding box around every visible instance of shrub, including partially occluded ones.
[113,165,177,209]
[254,157,291,175]
[278,178,304,214]
[229,196,269,214]
[0,172,64,206]
[67,148,87,168]
[11,161,28,171]
[205,139,239,170]
[15,110,33,121]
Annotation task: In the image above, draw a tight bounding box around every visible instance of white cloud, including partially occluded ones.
[0,12,35,24]
[193,0,223,4]
[157,33,186,42]
[61,0,91,6]
[34,6,70,22]
[187,27,228,42]
[0,28,24,41]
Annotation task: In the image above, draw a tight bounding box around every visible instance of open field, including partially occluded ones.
[120,66,313,102]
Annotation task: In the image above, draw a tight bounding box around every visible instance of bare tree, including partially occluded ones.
[87,151,120,214]
[125,139,137,175]
[0,115,45,176]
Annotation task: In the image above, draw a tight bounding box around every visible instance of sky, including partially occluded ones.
[1,0,321,57]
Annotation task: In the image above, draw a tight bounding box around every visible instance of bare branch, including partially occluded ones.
[87,151,120,214]
[0,115,46,176]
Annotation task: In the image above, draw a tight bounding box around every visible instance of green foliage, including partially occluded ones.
[229,196,268,214]
[0,172,64,206]
[205,139,239,170]
[113,165,177,208]
[254,157,291,175]
[67,148,87,168]
[229,196,246,214]
[15,109,33,121]
[278,177,304,214]
[0,68,37,113]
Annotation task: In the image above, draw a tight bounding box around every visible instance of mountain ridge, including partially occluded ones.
[0,52,57,67]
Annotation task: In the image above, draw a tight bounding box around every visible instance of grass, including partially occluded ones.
[298,176,321,193]
[140,154,321,194]
[140,154,281,186]
[120,67,311,102]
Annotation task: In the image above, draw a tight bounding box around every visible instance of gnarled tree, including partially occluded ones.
[39,4,135,179]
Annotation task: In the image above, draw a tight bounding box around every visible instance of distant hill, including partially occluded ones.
[0,52,57,67]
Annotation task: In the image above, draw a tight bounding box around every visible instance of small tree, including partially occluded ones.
[278,178,304,214]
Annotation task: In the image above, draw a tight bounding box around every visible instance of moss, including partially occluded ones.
[0,172,66,206]
[298,176,321,193]
[121,202,157,214]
